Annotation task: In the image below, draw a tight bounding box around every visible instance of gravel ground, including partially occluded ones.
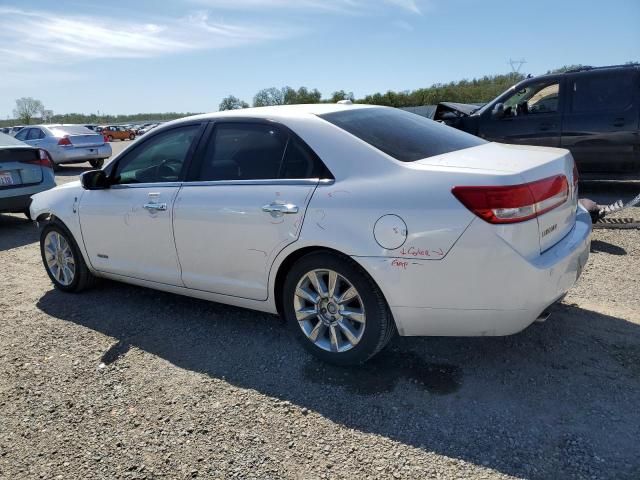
[1,164,639,479]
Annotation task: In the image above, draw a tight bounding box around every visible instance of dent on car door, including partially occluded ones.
[479,79,563,147]
[79,124,203,285]
[173,121,331,300]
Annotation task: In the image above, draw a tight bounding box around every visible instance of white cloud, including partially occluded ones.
[0,7,290,68]
[392,20,414,31]
[190,0,426,14]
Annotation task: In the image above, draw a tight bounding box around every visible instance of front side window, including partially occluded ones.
[503,81,559,116]
[320,107,486,162]
[113,125,200,184]
[14,129,30,141]
[571,72,635,113]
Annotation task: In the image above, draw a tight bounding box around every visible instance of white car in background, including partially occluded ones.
[30,104,591,364]
[15,124,111,169]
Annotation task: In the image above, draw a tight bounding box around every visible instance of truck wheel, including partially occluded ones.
[282,251,396,365]
[90,159,104,169]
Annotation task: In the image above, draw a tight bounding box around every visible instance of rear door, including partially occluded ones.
[562,69,639,174]
[478,78,564,147]
[173,120,330,300]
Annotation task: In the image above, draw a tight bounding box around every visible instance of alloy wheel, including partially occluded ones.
[43,231,76,286]
[294,269,366,353]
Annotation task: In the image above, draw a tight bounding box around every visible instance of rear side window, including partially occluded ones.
[571,72,635,113]
[319,107,486,162]
[27,128,44,140]
[197,123,331,181]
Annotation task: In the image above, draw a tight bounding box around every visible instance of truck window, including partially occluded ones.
[571,72,635,113]
[503,81,559,116]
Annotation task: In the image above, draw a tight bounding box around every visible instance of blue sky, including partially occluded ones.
[1,0,638,118]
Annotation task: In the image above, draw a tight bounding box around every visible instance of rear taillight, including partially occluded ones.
[20,149,53,169]
[452,175,569,224]
[57,136,72,146]
[572,161,579,195]
[103,135,109,142]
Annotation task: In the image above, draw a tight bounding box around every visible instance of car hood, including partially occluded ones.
[433,102,483,121]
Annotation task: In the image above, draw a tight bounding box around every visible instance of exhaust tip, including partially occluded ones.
[535,311,551,323]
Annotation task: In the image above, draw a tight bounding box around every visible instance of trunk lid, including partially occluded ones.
[0,148,43,188]
[417,142,578,254]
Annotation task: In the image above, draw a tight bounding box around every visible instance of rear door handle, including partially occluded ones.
[612,118,625,127]
[143,202,167,211]
[262,202,299,216]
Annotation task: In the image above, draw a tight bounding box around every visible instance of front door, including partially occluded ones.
[79,123,203,285]
[173,121,331,300]
[479,79,563,147]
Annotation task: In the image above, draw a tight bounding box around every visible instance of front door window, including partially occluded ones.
[503,81,559,116]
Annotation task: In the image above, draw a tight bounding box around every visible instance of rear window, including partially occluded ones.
[319,107,486,162]
[0,148,38,163]
[48,125,96,136]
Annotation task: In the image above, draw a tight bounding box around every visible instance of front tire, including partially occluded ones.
[283,252,395,365]
[90,159,104,169]
[40,223,96,292]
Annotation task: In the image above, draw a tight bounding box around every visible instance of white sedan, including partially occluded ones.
[30,104,591,364]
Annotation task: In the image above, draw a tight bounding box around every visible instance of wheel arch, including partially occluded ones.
[272,245,394,326]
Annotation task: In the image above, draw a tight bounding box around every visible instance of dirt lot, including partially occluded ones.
[1,159,639,479]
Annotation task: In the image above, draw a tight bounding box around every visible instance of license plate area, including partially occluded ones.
[0,171,15,186]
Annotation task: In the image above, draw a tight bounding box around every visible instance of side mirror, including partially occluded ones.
[81,170,110,190]
[492,103,505,119]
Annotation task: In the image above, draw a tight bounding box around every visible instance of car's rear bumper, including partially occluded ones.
[354,206,592,337]
[50,144,112,164]
[0,170,56,213]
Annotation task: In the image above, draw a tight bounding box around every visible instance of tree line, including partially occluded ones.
[4,63,637,126]
[219,73,523,110]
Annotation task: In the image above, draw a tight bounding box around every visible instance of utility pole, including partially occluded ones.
[508,58,527,73]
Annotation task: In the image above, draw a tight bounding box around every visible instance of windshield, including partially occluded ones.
[319,107,486,162]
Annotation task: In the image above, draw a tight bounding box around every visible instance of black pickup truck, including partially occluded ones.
[434,65,640,178]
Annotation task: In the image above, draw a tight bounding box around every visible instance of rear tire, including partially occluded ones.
[129,133,135,140]
[282,251,395,365]
[40,222,97,293]
[90,159,104,169]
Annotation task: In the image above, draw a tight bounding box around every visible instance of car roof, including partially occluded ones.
[173,103,378,125]
[522,64,639,83]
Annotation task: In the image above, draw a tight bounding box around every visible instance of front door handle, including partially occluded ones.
[262,202,299,215]
[143,202,167,211]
